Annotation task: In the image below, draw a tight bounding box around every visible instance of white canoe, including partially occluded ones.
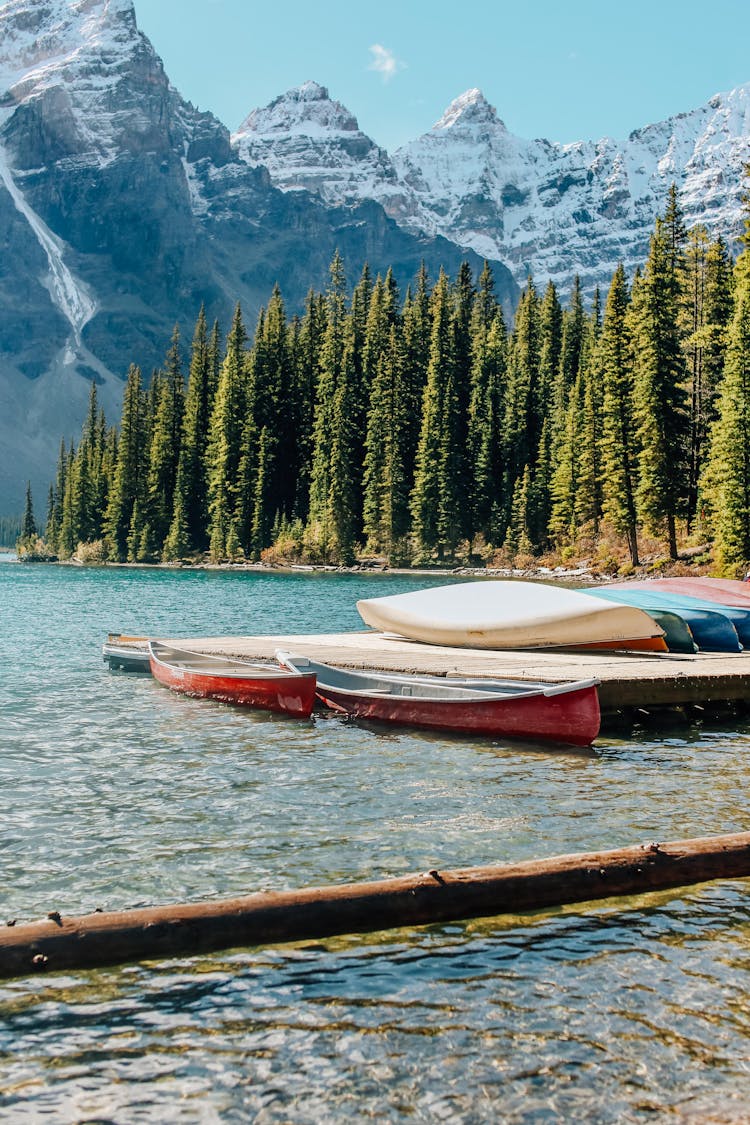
[356,581,667,651]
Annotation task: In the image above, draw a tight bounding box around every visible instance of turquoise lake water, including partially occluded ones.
[2,559,750,1121]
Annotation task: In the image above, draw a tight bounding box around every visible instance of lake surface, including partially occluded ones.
[2,560,750,1122]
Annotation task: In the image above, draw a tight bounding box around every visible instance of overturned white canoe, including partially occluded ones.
[356,581,667,651]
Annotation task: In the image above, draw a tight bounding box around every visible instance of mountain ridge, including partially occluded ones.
[0,0,516,514]
[235,78,750,294]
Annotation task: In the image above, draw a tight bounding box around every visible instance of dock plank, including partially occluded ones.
[161,632,750,712]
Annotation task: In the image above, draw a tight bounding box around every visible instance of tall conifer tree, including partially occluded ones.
[410,270,459,559]
[146,325,185,555]
[305,252,357,563]
[599,264,639,564]
[167,306,214,555]
[206,304,248,559]
[702,173,750,569]
[20,481,36,542]
[632,200,689,559]
[104,365,149,560]
[500,280,540,535]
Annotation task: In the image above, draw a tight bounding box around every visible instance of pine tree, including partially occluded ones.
[73,381,101,544]
[59,441,84,556]
[558,276,586,401]
[632,199,689,559]
[401,264,431,498]
[450,261,475,539]
[350,262,373,373]
[327,338,358,564]
[146,325,185,555]
[362,325,410,557]
[410,270,459,559]
[548,371,585,543]
[682,228,734,528]
[504,465,534,557]
[600,264,639,564]
[537,282,564,423]
[171,306,214,553]
[701,175,750,570]
[162,488,190,562]
[45,438,68,554]
[468,305,507,544]
[238,286,297,556]
[104,364,149,561]
[701,257,750,569]
[305,252,358,563]
[20,481,36,542]
[532,282,564,542]
[206,304,248,560]
[45,485,54,544]
[500,280,540,536]
[263,285,297,520]
[291,291,327,523]
[575,304,604,531]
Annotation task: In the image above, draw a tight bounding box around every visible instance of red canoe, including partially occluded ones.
[149,641,317,717]
[607,577,750,609]
[276,651,601,747]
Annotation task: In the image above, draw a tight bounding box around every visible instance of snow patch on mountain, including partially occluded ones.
[0,130,95,340]
[0,0,164,170]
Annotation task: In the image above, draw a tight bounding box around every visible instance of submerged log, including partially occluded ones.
[3,831,750,981]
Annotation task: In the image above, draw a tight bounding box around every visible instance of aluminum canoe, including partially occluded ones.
[276,650,601,746]
[149,641,317,717]
[103,634,151,672]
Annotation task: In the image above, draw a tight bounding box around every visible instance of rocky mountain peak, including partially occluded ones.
[235,80,360,138]
[0,0,138,97]
[0,1,515,515]
[434,88,506,132]
[232,81,396,205]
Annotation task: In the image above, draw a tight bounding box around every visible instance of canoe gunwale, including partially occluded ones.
[276,650,600,702]
[148,641,316,682]
[276,651,601,746]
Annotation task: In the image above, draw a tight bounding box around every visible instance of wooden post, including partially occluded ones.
[3,831,750,981]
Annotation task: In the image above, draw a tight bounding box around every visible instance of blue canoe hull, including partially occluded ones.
[584,588,742,653]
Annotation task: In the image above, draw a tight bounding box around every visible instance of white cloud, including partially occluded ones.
[368,44,404,83]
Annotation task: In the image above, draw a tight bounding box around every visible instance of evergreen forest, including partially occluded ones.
[25,181,750,576]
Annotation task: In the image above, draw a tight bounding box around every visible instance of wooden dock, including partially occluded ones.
[162,631,750,720]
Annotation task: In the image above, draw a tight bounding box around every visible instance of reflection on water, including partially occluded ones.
[2,564,750,1120]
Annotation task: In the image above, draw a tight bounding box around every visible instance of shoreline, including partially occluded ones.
[8,554,720,585]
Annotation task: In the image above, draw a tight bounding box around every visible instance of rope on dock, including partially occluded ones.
[3,831,750,981]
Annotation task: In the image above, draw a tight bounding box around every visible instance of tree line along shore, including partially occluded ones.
[16,179,750,577]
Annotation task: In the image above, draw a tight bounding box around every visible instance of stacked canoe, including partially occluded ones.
[356,576,750,655]
[585,579,750,653]
[356,581,668,651]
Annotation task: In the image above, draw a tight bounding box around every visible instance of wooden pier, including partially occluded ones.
[162,631,750,721]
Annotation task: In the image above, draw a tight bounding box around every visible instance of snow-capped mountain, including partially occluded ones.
[0,0,514,514]
[1,0,746,516]
[236,83,750,295]
[234,81,396,201]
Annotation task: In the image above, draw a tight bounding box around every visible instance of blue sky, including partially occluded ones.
[134,0,750,151]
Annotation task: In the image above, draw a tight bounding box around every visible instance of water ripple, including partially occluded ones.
[3,562,750,1120]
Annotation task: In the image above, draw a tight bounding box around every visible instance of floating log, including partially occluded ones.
[3,832,750,981]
